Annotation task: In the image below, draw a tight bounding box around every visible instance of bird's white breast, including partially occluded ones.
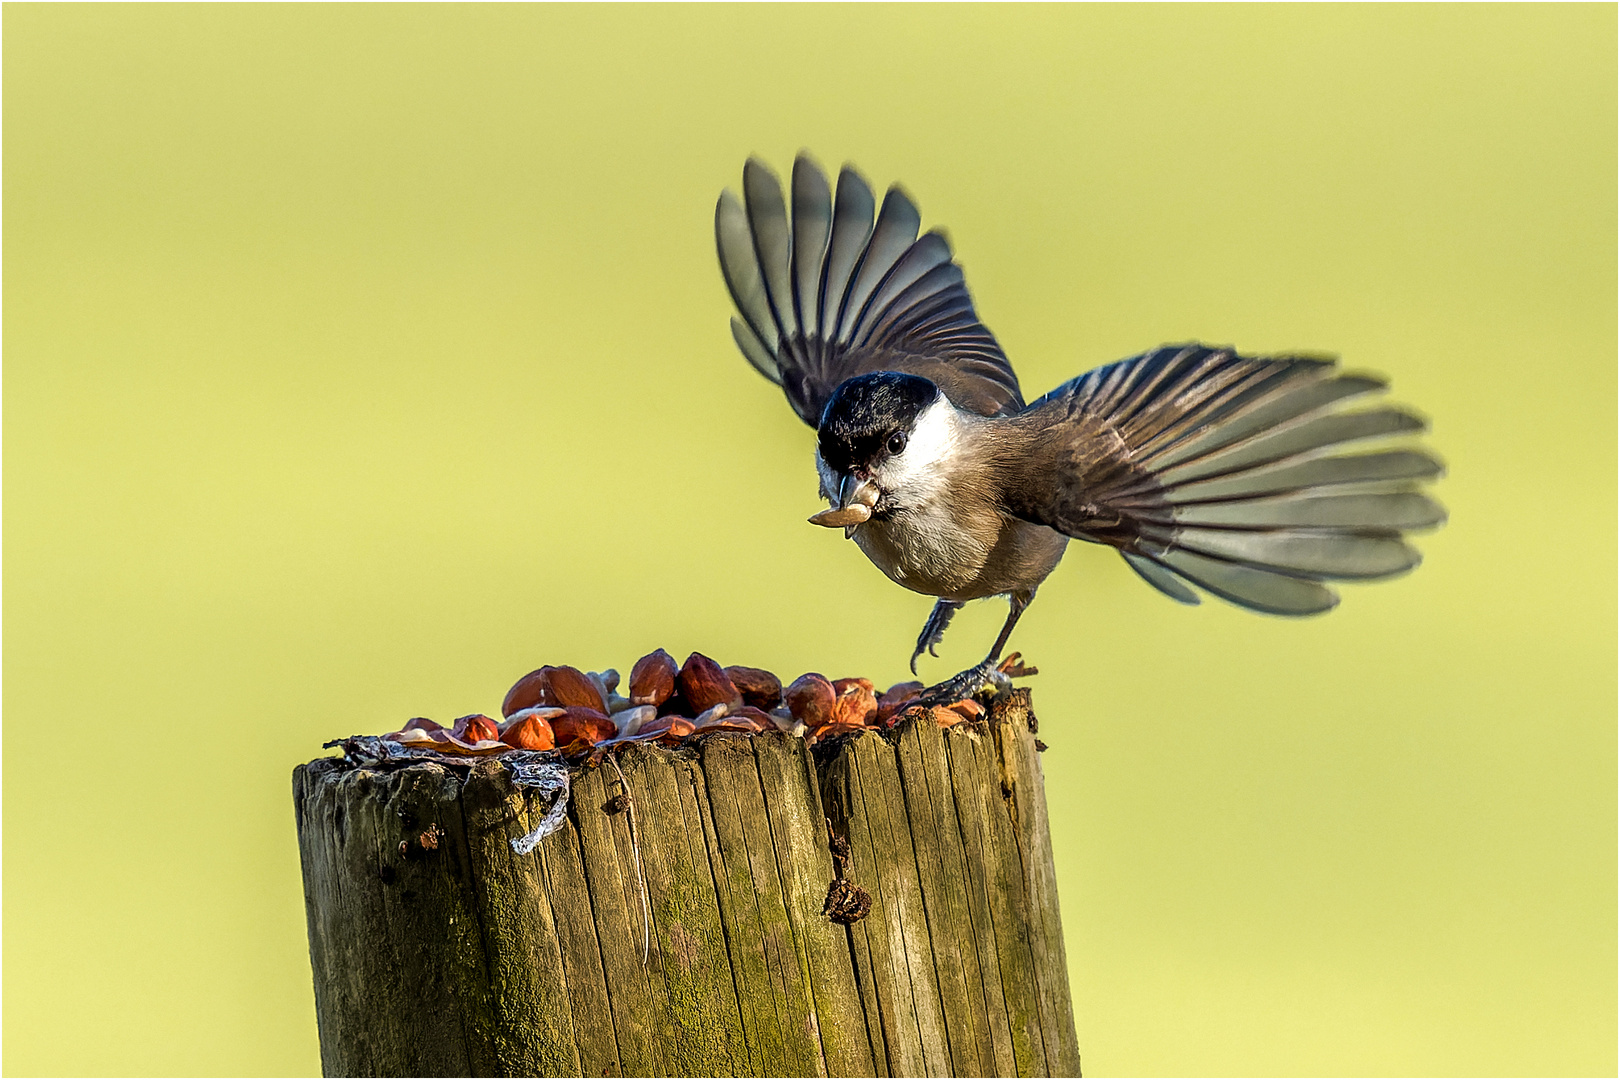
[858,401,1001,598]
[817,397,1066,600]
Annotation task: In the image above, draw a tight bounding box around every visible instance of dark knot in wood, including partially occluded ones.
[292,687,1080,1077]
[824,823,869,923]
[823,878,873,924]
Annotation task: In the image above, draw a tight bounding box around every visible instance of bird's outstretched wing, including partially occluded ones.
[1004,344,1446,614]
[717,154,1022,425]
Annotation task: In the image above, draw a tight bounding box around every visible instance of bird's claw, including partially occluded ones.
[913,661,1008,707]
[911,600,964,678]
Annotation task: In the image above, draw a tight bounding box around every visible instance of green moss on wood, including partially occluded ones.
[294,692,1078,1077]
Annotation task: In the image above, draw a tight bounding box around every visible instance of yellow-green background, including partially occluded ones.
[6,5,1613,1076]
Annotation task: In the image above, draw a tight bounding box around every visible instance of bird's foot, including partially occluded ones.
[913,660,1011,707]
[910,599,964,676]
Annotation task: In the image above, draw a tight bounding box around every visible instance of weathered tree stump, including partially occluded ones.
[294,690,1080,1077]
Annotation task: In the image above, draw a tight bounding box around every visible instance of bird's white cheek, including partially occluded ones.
[878,405,962,504]
[880,454,937,493]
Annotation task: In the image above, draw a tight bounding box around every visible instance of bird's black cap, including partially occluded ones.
[817,372,939,472]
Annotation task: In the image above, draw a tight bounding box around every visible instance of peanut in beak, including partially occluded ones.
[808,475,879,535]
[807,504,872,528]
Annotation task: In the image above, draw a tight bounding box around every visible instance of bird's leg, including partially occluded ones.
[914,591,1033,706]
[910,599,965,675]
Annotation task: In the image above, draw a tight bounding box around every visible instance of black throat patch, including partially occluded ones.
[817,371,939,473]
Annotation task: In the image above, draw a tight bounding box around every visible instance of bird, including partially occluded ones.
[715,153,1446,704]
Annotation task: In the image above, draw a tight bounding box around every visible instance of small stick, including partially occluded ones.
[607,754,651,966]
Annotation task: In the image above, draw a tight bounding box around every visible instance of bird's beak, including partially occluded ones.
[808,474,879,535]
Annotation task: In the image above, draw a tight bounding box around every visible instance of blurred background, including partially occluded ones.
[5,5,1613,1076]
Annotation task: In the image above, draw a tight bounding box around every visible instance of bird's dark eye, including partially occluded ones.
[887,431,908,456]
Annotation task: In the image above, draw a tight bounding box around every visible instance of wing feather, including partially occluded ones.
[1122,551,1202,605]
[715,190,777,353]
[850,232,955,346]
[717,154,1021,425]
[1152,549,1341,615]
[1008,344,1444,615]
[790,157,833,343]
[731,317,780,385]
[819,167,876,343]
[742,159,798,341]
[836,187,922,345]
[1168,449,1443,503]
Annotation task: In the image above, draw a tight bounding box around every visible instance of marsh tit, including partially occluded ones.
[716,154,1445,703]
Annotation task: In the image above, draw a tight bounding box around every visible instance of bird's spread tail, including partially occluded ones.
[1015,345,1446,615]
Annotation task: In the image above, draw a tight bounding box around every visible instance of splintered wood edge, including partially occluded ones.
[292,688,1069,1078]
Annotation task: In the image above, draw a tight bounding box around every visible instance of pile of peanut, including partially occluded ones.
[379,649,1013,757]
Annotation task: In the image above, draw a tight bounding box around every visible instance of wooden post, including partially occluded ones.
[294,690,1081,1077]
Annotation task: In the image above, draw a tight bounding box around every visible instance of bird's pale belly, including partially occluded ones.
[853,502,1069,601]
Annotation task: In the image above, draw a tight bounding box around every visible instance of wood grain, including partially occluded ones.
[295,691,1078,1077]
